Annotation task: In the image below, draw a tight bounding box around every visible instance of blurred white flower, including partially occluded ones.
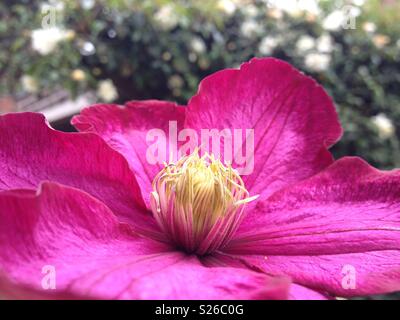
[362,22,376,33]
[266,0,320,17]
[162,51,172,61]
[323,7,361,31]
[154,4,179,30]
[190,37,206,54]
[296,35,315,54]
[240,19,261,37]
[188,52,197,62]
[267,8,283,20]
[304,53,331,72]
[242,4,258,18]
[79,41,96,56]
[372,34,390,48]
[217,0,237,15]
[259,36,279,55]
[372,113,395,139]
[168,75,184,89]
[322,10,346,31]
[352,0,365,6]
[71,69,86,82]
[80,0,95,10]
[31,27,71,55]
[21,75,39,93]
[97,80,118,102]
[317,34,334,53]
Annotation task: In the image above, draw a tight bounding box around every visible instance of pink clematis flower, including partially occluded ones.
[0,58,399,300]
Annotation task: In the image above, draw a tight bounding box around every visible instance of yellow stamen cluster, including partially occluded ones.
[150,150,258,255]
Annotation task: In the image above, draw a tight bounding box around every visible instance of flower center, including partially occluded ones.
[150,150,258,255]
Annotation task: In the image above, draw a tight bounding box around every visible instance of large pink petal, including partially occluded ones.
[225,157,400,296]
[0,273,85,300]
[241,252,400,298]
[0,183,289,299]
[0,112,156,230]
[185,58,342,201]
[106,255,290,300]
[72,101,185,206]
[288,284,330,300]
[203,253,328,300]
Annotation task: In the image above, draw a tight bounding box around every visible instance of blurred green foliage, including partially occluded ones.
[0,0,399,171]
